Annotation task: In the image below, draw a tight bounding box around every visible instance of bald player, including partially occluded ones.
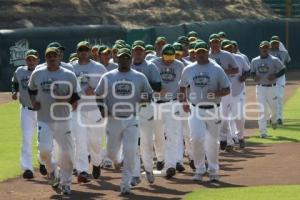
[145,36,167,61]
[28,47,80,195]
[98,45,118,71]
[208,33,239,151]
[251,41,285,138]
[11,49,40,179]
[151,44,184,178]
[269,36,291,125]
[71,41,107,183]
[95,48,153,195]
[130,40,162,185]
[180,41,230,182]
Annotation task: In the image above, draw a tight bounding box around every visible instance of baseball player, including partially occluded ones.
[94,47,153,195]
[208,33,239,151]
[250,41,285,138]
[28,47,80,195]
[91,45,100,61]
[69,53,78,63]
[11,49,39,179]
[130,40,162,185]
[221,40,250,148]
[269,36,291,125]
[71,41,107,183]
[187,31,199,39]
[145,36,167,61]
[151,44,184,178]
[218,31,226,41]
[98,45,118,71]
[145,44,156,56]
[177,36,190,59]
[231,41,250,65]
[111,43,124,64]
[179,41,230,182]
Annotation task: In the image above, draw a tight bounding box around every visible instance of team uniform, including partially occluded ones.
[179,60,230,181]
[209,50,239,148]
[28,66,79,189]
[151,57,184,175]
[71,59,107,179]
[104,62,118,72]
[36,61,74,72]
[250,55,285,137]
[94,68,153,193]
[12,66,37,173]
[269,50,291,121]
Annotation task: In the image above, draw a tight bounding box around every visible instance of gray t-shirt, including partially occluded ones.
[250,55,285,85]
[231,54,250,96]
[105,62,118,72]
[94,69,153,117]
[132,60,162,84]
[12,66,34,107]
[238,52,250,65]
[151,58,184,101]
[72,59,107,111]
[145,52,158,61]
[36,62,74,72]
[209,50,239,81]
[269,50,291,66]
[179,61,230,105]
[28,67,79,122]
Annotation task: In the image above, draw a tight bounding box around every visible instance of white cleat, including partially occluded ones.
[61,185,71,195]
[192,173,203,182]
[145,171,155,184]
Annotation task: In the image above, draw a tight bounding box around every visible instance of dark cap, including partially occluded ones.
[25,49,39,59]
[155,36,167,45]
[187,31,199,38]
[177,36,189,45]
[47,42,65,51]
[173,42,184,52]
[98,45,111,54]
[117,48,131,57]
[218,31,226,38]
[69,53,78,62]
[209,34,220,42]
[221,39,233,49]
[76,41,91,50]
[270,35,280,44]
[132,40,145,50]
[194,42,209,52]
[45,47,59,56]
[259,41,270,48]
[145,44,155,53]
[162,44,175,55]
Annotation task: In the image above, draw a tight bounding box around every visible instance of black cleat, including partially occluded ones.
[72,169,78,176]
[39,164,47,176]
[189,160,196,170]
[156,161,164,171]
[77,171,90,183]
[176,162,185,172]
[92,165,101,179]
[225,145,234,152]
[277,119,283,125]
[23,170,34,179]
[166,167,176,179]
[220,141,227,151]
[239,139,246,149]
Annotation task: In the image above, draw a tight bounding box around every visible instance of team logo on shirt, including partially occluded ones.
[114,80,133,96]
[77,71,90,86]
[52,82,71,96]
[160,68,176,83]
[20,76,30,90]
[193,72,210,88]
[258,64,269,74]
[41,78,55,93]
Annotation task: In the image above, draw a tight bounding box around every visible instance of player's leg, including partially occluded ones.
[267,86,278,128]
[220,95,233,150]
[20,107,36,178]
[256,86,269,137]
[175,103,186,172]
[276,83,285,124]
[232,91,246,147]
[153,103,165,170]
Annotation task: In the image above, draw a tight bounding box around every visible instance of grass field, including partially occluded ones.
[184,185,300,200]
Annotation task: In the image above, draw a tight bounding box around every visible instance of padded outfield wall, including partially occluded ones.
[0,19,299,91]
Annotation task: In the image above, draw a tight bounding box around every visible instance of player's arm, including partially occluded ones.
[225,54,239,75]
[94,76,108,118]
[239,59,251,82]
[179,69,190,113]
[213,68,231,97]
[149,63,162,92]
[268,58,286,81]
[11,72,18,100]
[140,75,154,104]
[27,72,40,110]
[69,74,81,110]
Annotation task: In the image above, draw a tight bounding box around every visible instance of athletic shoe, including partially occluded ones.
[192,173,203,182]
[156,161,164,171]
[114,162,122,170]
[48,171,60,188]
[61,185,71,195]
[272,123,277,130]
[72,169,78,176]
[101,158,113,169]
[209,174,220,182]
[130,177,141,186]
[277,119,283,125]
[39,164,47,176]
[120,184,131,195]
[189,160,196,170]
[220,141,227,150]
[260,133,268,138]
[166,167,176,179]
[239,139,246,149]
[23,170,34,179]
[145,171,155,184]
[92,165,101,179]
[176,162,185,172]
[77,171,90,183]
[225,145,234,152]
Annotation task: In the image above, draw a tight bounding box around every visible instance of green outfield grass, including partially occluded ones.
[184,185,300,200]
[247,87,300,144]
[0,101,38,181]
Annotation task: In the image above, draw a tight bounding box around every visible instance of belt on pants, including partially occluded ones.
[22,105,34,110]
[258,83,276,87]
[156,98,177,104]
[192,103,220,109]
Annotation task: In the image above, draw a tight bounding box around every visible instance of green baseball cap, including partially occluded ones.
[112,44,124,50]
[91,45,100,51]
[218,31,226,38]
[155,36,167,44]
[47,42,65,51]
[45,47,59,56]
[270,35,280,44]
[259,41,270,48]
[194,42,209,52]
[132,40,145,50]
[173,42,184,52]
[209,34,220,42]
[145,44,155,53]
[221,39,233,49]
[69,53,78,62]
[162,44,175,55]
[189,42,197,52]
[76,41,91,50]
[25,49,39,59]
[117,48,131,57]
[115,39,126,45]
[177,36,189,45]
[187,31,198,38]
[231,40,238,47]
[98,45,111,54]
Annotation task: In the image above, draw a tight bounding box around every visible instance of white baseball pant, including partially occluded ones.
[276,75,285,120]
[230,90,246,140]
[189,104,221,175]
[37,120,74,186]
[106,116,139,186]
[256,85,277,134]
[20,106,37,171]
[72,109,103,173]
[220,93,235,145]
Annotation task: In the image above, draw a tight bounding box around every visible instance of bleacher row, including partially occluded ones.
[264,0,300,18]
